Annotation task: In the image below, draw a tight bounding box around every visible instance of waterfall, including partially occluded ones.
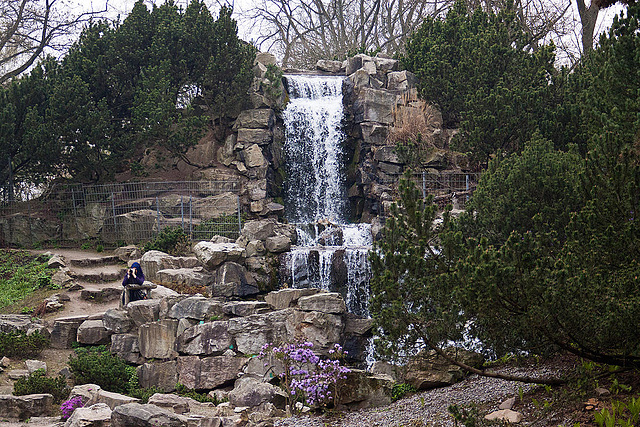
[282,75,372,317]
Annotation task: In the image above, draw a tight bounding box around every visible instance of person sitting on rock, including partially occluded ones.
[122,262,146,304]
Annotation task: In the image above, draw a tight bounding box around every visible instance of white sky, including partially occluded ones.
[73,0,625,65]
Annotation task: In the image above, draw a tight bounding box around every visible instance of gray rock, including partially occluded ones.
[288,310,343,355]
[8,369,29,379]
[234,109,276,130]
[114,245,142,262]
[51,270,75,288]
[338,370,393,409]
[47,254,66,268]
[262,202,285,217]
[387,70,417,91]
[237,129,273,147]
[374,56,399,72]
[243,144,267,168]
[0,394,53,420]
[264,288,320,310]
[373,146,402,164]
[25,360,46,374]
[64,402,112,427]
[103,309,134,334]
[141,251,200,282]
[149,285,180,300]
[217,134,236,167]
[223,301,270,317]
[137,361,178,392]
[77,319,111,345]
[255,52,277,66]
[0,314,47,335]
[211,262,259,298]
[167,297,225,321]
[316,59,343,73]
[358,88,398,124]
[228,377,287,409]
[245,240,265,258]
[138,319,179,359]
[193,242,245,270]
[210,235,233,244]
[111,403,189,427]
[297,293,347,314]
[227,310,292,355]
[345,315,374,336]
[147,393,196,414]
[194,193,239,220]
[94,389,139,410]
[405,347,484,390]
[110,333,143,365]
[485,409,524,423]
[360,122,389,145]
[264,235,291,253]
[177,355,248,390]
[349,69,372,89]
[177,321,233,356]
[500,397,516,410]
[241,219,277,241]
[127,299,161,327]
[155,267,213,289]
[50,316,88,349]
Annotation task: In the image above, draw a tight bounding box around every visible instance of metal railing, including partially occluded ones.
[0,180,242,247]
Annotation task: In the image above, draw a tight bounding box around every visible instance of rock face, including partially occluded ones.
[0,394,53,420]
[111,403,189,427]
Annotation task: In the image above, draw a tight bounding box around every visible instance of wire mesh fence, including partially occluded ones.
[384,171,481,210]
[0,180,242,247]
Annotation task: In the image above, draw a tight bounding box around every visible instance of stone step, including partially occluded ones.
[69,255,123,267]
[69,267,127,283]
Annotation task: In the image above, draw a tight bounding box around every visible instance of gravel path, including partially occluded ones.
[275,364,566,427]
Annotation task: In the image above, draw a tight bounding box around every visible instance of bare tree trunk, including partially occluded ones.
[576,0,600,54]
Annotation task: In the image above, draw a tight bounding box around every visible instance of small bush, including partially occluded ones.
[68,346,135,394]
[143,227,190,256]
[392,383,417,401]
[175,383,220,404]
[13,369,68,403]
[0,331,49,358]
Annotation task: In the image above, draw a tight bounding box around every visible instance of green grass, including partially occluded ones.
[0,250,53,310]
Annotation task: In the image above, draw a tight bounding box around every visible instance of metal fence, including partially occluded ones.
[386,171,481,210]
[0,180,243,247]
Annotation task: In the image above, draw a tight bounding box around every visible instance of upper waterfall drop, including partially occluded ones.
[283,75,347,223]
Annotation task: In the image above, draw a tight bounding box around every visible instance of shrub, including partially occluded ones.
[392,383,417,401]
[143,226,190,256]
[13,369,69,403]
[68,346,135,394]
[0,331,49,358]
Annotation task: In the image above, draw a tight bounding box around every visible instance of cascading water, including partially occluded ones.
[282,75,372,318]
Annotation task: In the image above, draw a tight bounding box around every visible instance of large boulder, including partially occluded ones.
[147,393,194,415]
[240,219,277,241]
[127,300,161,327]
[167,297,225,321]
[193,193,239,220]
[227,309,292,355]
[0,394,53,420]
[110,333,144,365]
[177,355,248,390]
[264,235,291,253]
[154,267,212,289]
[138,319,179,360]
[137,361,178,392]
[193,242,245,270]
[228,377,287,410]
[405,348,484,390]
[338,370,393,409]
[234,109,276,130]
[223,301,270,317]
[237,129,273,146]
[140,251,199,282]
[288,310,343,355]
[64,402,112,427]
[316,59,343,73]
[0,314,48,336]
[243,144,267,168]
[103,309,134,334]
[111,403,189,427]
[297,293,347,314]
[356,88,398,124]
[264,288,320,310]
[50,316,88,349]
[211,262,259,298]
[177,321,233,356]
[77,319,111,345]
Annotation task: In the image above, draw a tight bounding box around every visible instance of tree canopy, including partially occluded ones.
[0,0,255,186]
[372,3,640,373]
